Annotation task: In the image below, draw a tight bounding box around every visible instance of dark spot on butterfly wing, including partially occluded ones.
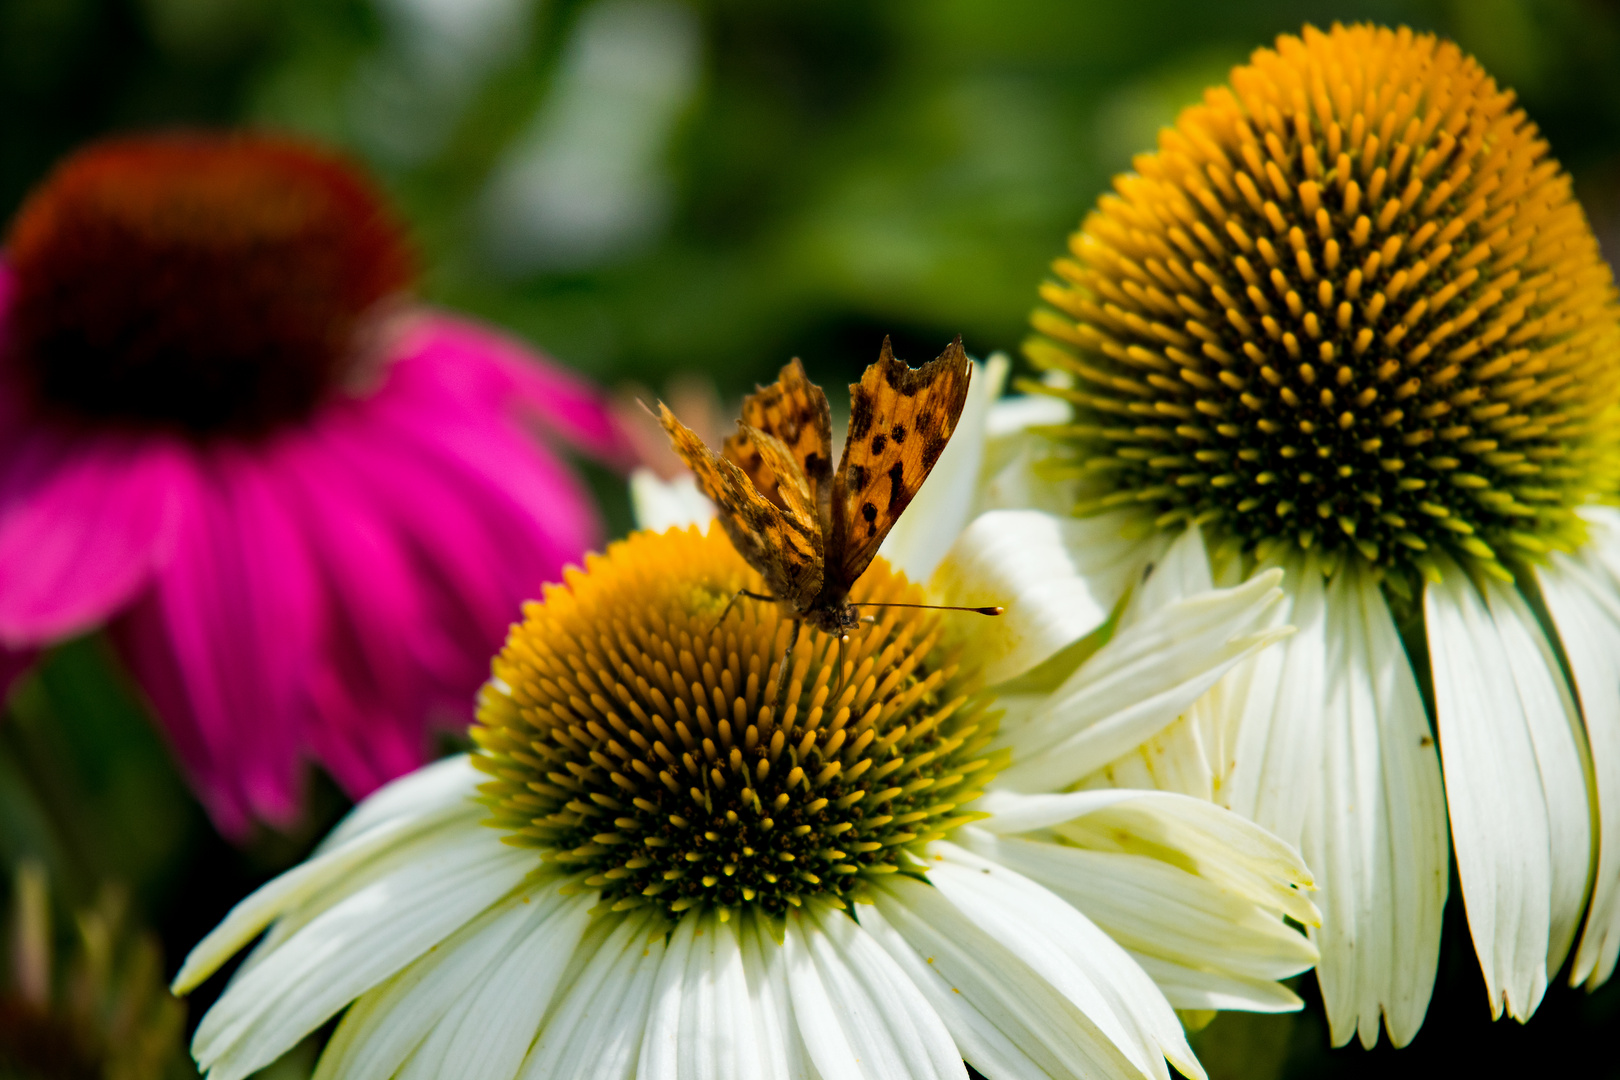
[848,392,875,440]
[871,434,886,454]
[886,462,906,514]
[890,423,907,444]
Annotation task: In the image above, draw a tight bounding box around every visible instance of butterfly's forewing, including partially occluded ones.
[722,359,835,534]
[659,404,825,610]
[825,337,972,594]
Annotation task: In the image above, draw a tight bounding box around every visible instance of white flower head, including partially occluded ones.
[985,21,1620,1051]
[174,492,1317,1080]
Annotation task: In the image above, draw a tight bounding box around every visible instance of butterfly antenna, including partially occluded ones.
[830,632,852,704]
[851,602,1005,616]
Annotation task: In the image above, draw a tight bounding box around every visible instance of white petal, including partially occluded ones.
[1538,526,1620,988]
[1305,568,1448,1048]
[959,831,1315,984]
[638,910,764,1080]
[807,903,966,1080]
[880,355,1003,582]
[191,823,534,1080]
[993,568,1287,791]
[782,908,864,1080]
[1426,562,1589,1020]
[637,910,698,1080]
[928,509,1146,685]
[979,393,1075,515]
[782,902,962,1080]
[1121,525,1214,621]
[394,887,593,1080]
[315,755,483,854]
[977,789,1317,926]
[855,901,1059,1080]
[738,913,809,1080]
[631,469,716,533]
[520,911,664,1080]
[985,391,1068,438]
[175,763,481,994]
[927,841,1197,1080]
[1125,954,1303,1013]
[313,885,572,1080]
[682,915,760,1080]
[868,874,1143,1080]
[1225,562,1326,841]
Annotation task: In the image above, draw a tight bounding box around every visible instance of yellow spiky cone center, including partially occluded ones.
[1028,22,1620,583]
[472,527,1000,919]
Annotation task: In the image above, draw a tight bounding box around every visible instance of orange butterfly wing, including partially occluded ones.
[824,337,972,598]
[722,359,834,535]
[658,404,824,611]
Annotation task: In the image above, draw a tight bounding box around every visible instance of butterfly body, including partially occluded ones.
[659,337,972,635]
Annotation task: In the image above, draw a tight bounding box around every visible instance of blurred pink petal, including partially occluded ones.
[0,424,189,645]
[2,285,630,835]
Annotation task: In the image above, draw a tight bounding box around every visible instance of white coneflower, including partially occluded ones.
[174,522,1317,1080]
[964,21,1620,1049]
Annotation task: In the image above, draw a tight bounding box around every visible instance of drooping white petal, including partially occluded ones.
[174,761,482,995]
[1224,560,1326,844]
[519,911,664,1080]
[1537,509,1620,988]
[313,882,581,1080]
[926,841,1198,1080]
[394,886,593,1080]
[880,355,1005,582]
[738,913,809,1080]
[993,568,1287,791]
[928,509,1147,685]
[783,902,964,1080]
[1426,562,1591,1020]
[1305,567,1448,1048]
[959,830,1316,988]
[192,821,535,1080]
[631,469,716,532]
[975,788,1317,926]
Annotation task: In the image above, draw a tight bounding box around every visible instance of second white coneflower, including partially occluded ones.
[1003,20,1620,1048]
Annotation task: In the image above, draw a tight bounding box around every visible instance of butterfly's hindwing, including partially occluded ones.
[722,359,834,534]
[659,405,824,609]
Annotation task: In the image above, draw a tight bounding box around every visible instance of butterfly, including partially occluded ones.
[658,335,998,649]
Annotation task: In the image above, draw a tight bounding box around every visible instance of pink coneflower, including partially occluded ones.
[0,134,629,835]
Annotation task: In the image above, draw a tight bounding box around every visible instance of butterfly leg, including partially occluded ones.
[829,632,852,703]
[772,618,803,702]
[715,588,778,633]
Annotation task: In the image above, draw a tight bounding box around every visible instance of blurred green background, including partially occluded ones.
[4,0,1620,1076]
